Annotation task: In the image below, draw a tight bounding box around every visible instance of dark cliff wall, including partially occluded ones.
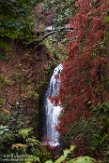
[0,41,53,130]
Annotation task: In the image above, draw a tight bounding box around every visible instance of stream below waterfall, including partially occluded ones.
[43,64,63,147]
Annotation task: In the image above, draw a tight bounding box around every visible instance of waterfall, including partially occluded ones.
[43,64,63,147]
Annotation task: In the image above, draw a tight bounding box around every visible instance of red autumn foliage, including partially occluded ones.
[56,0,109,134]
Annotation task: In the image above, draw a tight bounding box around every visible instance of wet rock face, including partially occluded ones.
[0,41,50,118]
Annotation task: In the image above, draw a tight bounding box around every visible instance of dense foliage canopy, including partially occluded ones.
[0,0,109,162]
[53,0,109,159]
[0,0,38,48]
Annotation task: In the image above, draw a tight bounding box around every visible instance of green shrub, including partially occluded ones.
[45,145,96,163]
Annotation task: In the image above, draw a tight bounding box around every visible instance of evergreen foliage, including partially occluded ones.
[0,0,38,48]
[43,0,77,27]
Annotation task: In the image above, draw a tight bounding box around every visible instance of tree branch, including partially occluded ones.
[39,27,74,43]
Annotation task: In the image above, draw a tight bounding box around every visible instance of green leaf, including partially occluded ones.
[55,145,75,163]
[55,150,69,163]
[30,155,40,162]
[44,161,53,163]
[0,98,4,106]
[69,145,76,152]
[18,128,32,138]
[22,155,40,162]
[67,156,96,163]
[104,16,109,23]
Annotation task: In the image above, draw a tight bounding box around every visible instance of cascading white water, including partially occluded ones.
[44,64,63,147]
